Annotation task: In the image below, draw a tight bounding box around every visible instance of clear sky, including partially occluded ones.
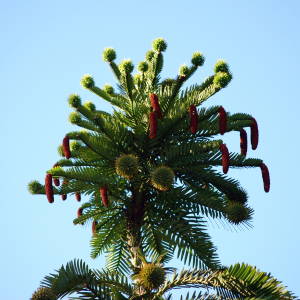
[1,0,299,298]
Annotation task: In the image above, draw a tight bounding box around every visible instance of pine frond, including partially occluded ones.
[155,264,295,299]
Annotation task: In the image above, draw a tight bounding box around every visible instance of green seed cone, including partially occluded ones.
[151,166,174,191]
[137,263,166,290]
[214,59,229,73]
[179,64,189,76]
[103,84,114,94]
[115,154,139,179]
[102,47,116,62]
[152,38,167,52]
[213,71,232,88]
[31,287,56,300]
[226,201,252,224]
[83,101,96,111]
[191,52,205,66]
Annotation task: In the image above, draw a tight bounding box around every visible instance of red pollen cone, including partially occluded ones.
[100,186,108,207]
[61,179,68,200]
[53,178,60,186]
[250,118,259,150]
[45,174,54,203]
[92,220,98,234]
[77,207,83,218]
[62,136,71,159]
[189,105,198,134]
[75,192,81,202]
[240,129,248,156]
[149,111,158,139]
[260,163,270,192]
[52,163,60,186]
[218,106,227,135]
[219,144,229,174]
[149,93,162,119]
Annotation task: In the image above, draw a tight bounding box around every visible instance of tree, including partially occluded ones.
[28,38,294,299]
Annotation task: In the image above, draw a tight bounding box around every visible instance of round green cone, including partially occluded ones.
[138,263,165,290]
[213,72,232,88]
[191,52,205,66]
[214,59,230,73]
[80,74,95,89]
[103,84,114,94]
[119,59,134,74]
[31,287,56,300]
[226,202,251,224]
[146,50,155,61]
[115,154,139,179]
[152,38,167,52]
[151,166,174,191]
[102,47,116,62]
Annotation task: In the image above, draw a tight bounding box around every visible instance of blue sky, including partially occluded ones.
[1,0,300,298]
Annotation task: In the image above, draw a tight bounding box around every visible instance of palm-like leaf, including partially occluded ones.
[155,263,295,299]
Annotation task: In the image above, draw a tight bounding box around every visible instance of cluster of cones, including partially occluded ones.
[148,93,269,192]
[44,93,270,233]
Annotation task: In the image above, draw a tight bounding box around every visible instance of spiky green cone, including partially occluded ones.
[31,287,56,300]
[151,166,174,191]
[115,154,139,179]
[226,201,251,224]
[137,263,166,290]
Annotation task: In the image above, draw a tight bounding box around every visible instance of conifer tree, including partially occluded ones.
[29,38,294,299]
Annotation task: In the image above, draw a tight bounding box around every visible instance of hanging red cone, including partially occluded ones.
[260,163,270,192]
[53,177,60,186]
[75,192,81,202]
[240,129,248,156]
[62,136,71,159]
[92,220,98,234]
[218,106,227,135]
[100,186,108,207]
[250,118,259,150]
[61,179,68,200]
[77,207,83,217]
[219,144,229,174]
[149,93,162,119]
[52,164,60,186]
[189,105,198,134]
[149,111,157,139]
[45,174,54,203]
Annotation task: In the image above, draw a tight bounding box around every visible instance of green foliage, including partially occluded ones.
[155,263,295,299]
[28,180,44,194]
[30,38,294,299]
